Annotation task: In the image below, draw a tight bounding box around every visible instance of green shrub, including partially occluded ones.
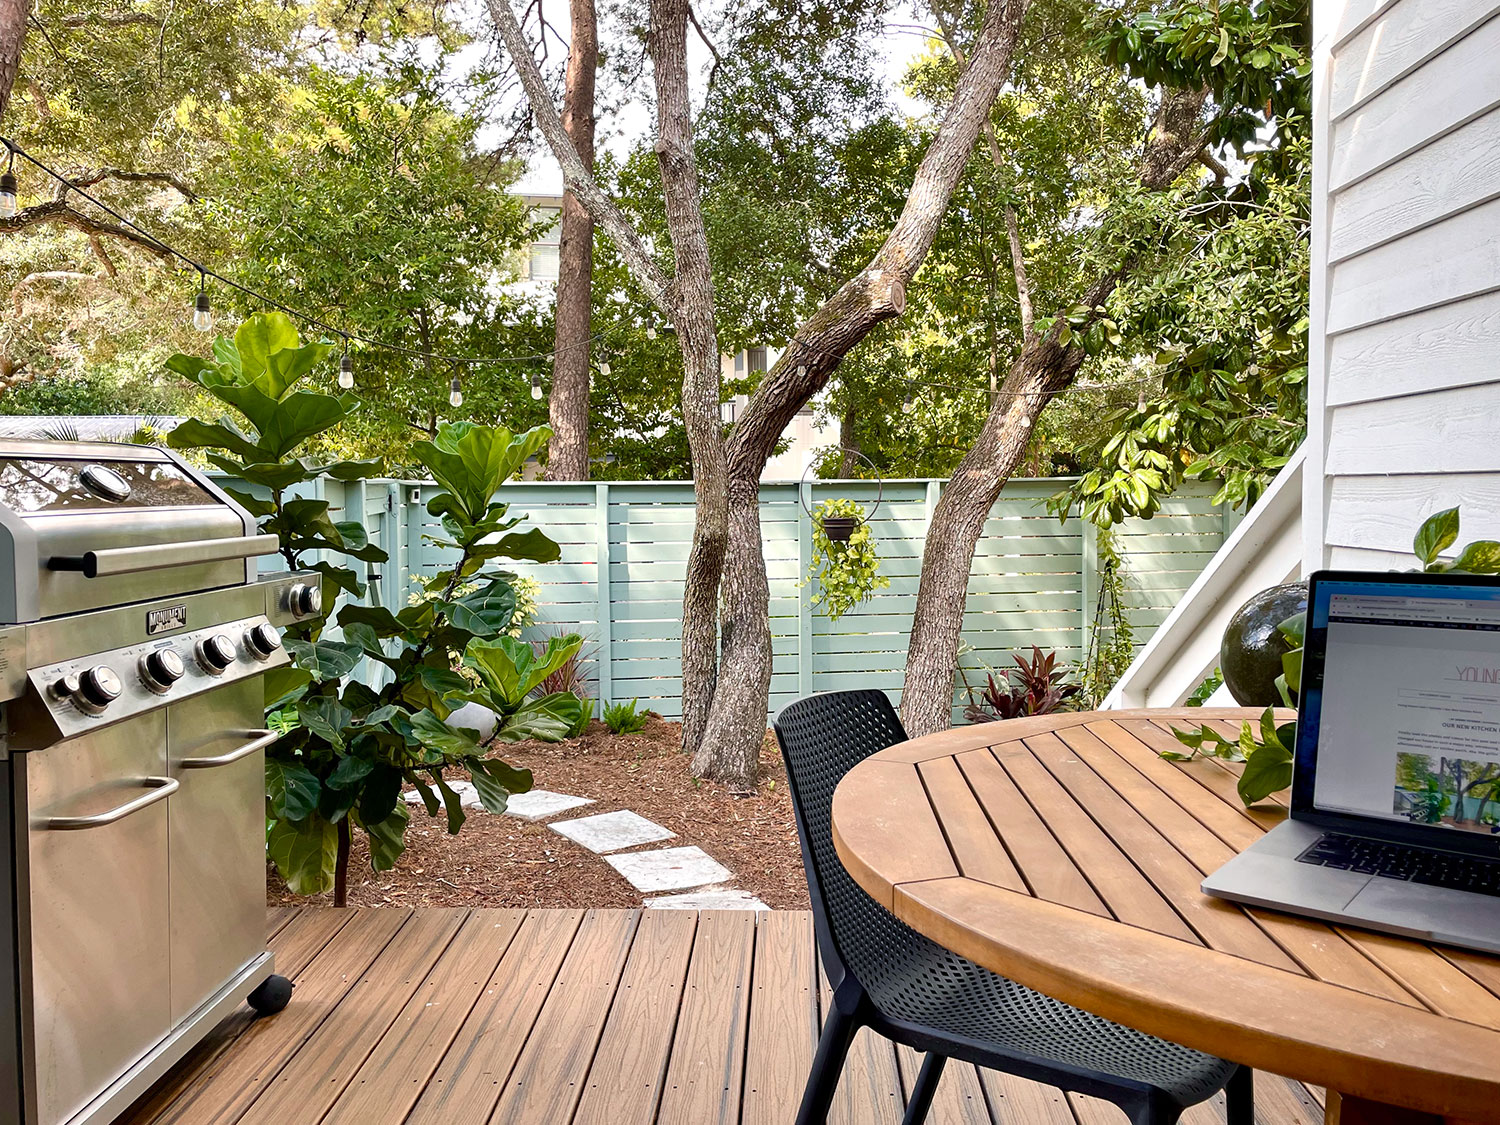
[603,698,649,735]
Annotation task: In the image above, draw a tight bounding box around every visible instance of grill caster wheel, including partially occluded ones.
[247,974,293,1017]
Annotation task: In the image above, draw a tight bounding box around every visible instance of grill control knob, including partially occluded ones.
[287,582,322,619]
[245,623,282,660]
[196,634,237,674]
[140,648,185,693]
[76,666,123,712]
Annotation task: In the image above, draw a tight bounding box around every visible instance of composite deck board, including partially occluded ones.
[237,909,468,1125]
[321,910,525,1124]
[819,962,905,1125]
[123,907,1325,1125]
[572,910,697,1124]
[741,911,819,1124]
[654,911,756,1125]
[486,909,639,1123]
[404,908,584,1124]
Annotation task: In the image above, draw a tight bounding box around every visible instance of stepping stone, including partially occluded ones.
[502,790,595,821]
[403,779,484,810]
[605,846,731,893]
[646,888,770,911]
[551,809,675,854]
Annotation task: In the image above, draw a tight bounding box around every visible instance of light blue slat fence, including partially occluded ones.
[219,474,1238,722]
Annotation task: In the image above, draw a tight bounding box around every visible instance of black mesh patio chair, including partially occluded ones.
[772,689,1255,1125]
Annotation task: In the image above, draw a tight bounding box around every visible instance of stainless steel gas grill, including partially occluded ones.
[0,440,320,1125]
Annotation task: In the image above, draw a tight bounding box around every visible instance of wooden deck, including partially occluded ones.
[123,907,1325,1125]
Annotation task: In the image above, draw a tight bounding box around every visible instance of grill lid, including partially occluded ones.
[0,440,270,624]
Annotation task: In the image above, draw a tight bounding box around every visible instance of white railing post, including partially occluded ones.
[595,482,612,716]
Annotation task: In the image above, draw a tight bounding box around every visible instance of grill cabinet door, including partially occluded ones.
[25,713,171,1125]
[167,679,268,1024]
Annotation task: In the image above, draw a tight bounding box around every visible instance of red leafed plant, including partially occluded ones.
[964,646,1083,723]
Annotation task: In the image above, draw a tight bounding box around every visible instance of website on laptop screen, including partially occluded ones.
[1310,582,1500,835]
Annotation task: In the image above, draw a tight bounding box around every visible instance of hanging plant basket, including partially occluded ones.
[820,514,859,543]
[800,447,884,547]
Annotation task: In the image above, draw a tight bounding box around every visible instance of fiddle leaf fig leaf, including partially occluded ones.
[267,816,337,895]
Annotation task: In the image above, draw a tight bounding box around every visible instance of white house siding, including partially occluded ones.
[1307,0,1500,572]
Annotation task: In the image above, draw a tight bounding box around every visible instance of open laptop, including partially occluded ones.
[1202,570,1500,954]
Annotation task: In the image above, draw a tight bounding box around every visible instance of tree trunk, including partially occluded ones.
[333,818,351,908]
[839,403,860,475]
[689,476,769,785]
[899,86,1212,738]
[901,330,1090,736]
[544,0,597,481]
[649,0,730,760]
[0,0,24,125]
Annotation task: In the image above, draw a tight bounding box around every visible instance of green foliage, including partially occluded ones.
[167,312,582,898]
[1168,505,1500,806]
[1185,667,1224,707]
[1054,0,1311,526]
[603,699,650,736]
[804,498,889,621]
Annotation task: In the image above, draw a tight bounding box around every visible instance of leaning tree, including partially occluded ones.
[491,0,1032,784]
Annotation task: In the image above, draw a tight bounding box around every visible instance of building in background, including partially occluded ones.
[518,195,839,481]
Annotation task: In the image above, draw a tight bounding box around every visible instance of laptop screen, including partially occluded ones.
[1298,575,1500,844]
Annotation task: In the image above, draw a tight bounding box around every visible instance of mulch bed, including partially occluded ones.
[267,715,812,911]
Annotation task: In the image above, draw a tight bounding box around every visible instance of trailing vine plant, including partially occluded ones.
[1082,526,1136,706]
[805,497,889,620]
[1167,506,1500,806]
[166,312,585,903]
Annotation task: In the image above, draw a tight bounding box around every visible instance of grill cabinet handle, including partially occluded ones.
[47,534,280,578]
[45,776,178,831]
[179,729,278,769]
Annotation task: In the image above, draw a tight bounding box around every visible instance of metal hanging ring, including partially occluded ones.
[799,447,885,541]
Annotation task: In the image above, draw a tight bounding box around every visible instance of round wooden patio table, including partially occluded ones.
[830,708,1500,1125]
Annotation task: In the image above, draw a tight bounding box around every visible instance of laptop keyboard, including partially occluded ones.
[1296,832,1500,898]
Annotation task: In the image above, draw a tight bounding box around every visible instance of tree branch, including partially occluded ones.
[1004,204,1034,340]
[486,0,672,310]
[0,200,176,261]
[57,11,159,27]
[11,270,94,315]
[726,0,1033,477]
[60,167,198,203]
[686,3,723,90]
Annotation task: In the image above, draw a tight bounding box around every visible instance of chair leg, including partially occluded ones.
[1123,1090,1183,1125]
[1225,1066,1255,1125]
[795,1003,859,1125]
[901,1053,947,1125]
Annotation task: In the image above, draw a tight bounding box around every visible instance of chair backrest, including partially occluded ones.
[773,690,936,997]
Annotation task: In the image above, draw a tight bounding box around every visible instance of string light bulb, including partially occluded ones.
[598,361,611,377]
[448,375,463,408]
[191,271,212,331]
[646,326,657,340]
[531,373,543,401]
[902,392,915,414]
[338,339,354,389]
[0,146,16,219]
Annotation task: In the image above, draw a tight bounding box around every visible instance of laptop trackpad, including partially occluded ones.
[1347,877,1500,949]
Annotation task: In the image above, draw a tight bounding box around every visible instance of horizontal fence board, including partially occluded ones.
[212,472,1227,721]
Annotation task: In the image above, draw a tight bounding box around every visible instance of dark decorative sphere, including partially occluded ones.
[1220,582,1308,707]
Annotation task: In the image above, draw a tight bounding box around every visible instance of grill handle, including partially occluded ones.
[179,729,278,769]
[45,776,178,831]
[47,534,280,579]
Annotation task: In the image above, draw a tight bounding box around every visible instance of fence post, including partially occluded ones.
[382,482,401,610]
[595,482,612,717]
[404,480,424,590]
[1080,517,1098,661]
[798,480,814,698]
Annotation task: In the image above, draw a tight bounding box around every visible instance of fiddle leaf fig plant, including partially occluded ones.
[805,498,889,621]
[167,312,584,903]
[1168,506,1500,806]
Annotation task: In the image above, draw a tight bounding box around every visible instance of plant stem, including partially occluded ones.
[333,818,351,907]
